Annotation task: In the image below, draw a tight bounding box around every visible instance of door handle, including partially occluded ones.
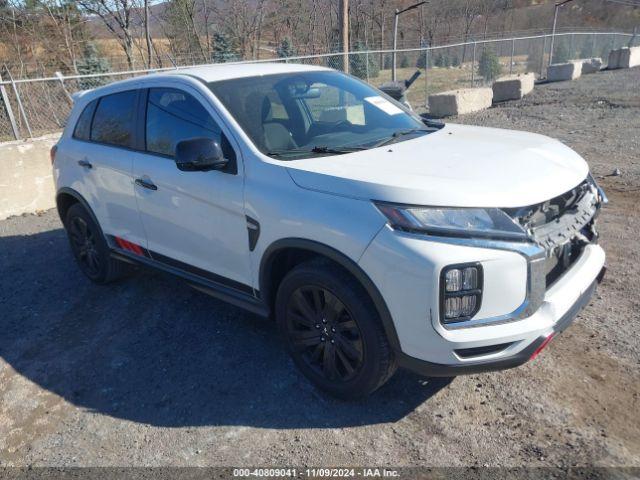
[135,178,158,191]
[78,159,92,169]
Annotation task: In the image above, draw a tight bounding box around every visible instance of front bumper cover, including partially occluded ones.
[397,269,604,377]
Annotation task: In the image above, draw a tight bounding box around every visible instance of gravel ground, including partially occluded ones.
[0,67,639,469]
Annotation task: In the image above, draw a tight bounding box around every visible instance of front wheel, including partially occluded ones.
[275,260,396,399]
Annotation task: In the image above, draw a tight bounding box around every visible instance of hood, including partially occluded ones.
[285,123,589,208]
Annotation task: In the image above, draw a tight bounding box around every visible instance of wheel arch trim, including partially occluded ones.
[56,187,100,228]
[259,238,402,352]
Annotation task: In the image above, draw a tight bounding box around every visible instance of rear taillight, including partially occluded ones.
[50,145,58,165]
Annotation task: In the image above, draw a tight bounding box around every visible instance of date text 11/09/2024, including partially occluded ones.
[232,468,400,477]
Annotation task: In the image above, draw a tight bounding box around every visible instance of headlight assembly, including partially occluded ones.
[375,203,528,241]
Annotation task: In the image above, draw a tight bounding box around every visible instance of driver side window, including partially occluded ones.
[145,88,236,173]
[302,83,365,126]
[146,88,221,157]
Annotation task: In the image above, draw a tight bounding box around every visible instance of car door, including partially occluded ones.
[65,90,147,248]
[132,85,252,291]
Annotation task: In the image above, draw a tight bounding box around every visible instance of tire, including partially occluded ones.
[64,203,129,284]
[275,259,397,399]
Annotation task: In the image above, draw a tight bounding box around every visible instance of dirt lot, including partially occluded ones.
[0,67,638,469]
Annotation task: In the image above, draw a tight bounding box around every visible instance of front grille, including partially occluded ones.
[544,236,587,287]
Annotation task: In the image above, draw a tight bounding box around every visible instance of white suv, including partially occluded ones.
[52,63,607,398]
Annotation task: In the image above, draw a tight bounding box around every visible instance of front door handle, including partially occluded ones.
[135,178,158,191]
[78,159,92,169]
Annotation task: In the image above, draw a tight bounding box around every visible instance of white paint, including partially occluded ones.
[50,65,605,376]
[286,123,588,208]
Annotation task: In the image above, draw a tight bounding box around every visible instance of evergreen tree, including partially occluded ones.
[211,32,237,63]
[451,55,460,67]
[416,40,431,69]
[76,43,111,89]
[478,48,502,82]
[416,51,432,69]
[349,41,379,79]
[434,52,451,68]
[277,37,297,58]
[399,55,409,68]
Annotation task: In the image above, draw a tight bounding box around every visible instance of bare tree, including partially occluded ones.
[213,0,266,60]
[76,0,141,69]
[143,0,151,67]
[163,0,206,63]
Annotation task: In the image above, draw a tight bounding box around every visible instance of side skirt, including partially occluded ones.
[110,248,270,318]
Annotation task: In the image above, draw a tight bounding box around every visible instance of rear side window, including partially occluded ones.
[90,90,137,148]
[145,88,222,157]
[73,100,97,141]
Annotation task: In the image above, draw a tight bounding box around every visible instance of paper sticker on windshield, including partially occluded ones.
[364,96,404,115]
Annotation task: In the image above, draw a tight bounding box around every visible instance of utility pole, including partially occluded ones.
[392,9,399,81]
[392,1,426,82]
[549,0,575,67]
[340,0,349,73]
[144,0,152,68]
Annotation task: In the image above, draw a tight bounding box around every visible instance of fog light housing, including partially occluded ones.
[441,263,483,324]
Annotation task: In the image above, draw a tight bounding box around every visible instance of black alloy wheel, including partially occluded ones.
[286,285,364,382]
[276,259,396,399]
[64,203,129,284]
[68,215,101,277]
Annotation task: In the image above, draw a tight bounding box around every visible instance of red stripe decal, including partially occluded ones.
[114,236,128,250]
[128,241,144,256]
[114,236,144,256]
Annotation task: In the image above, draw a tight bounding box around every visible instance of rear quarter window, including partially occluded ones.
[90,90,138,148]
[72,100,97,141]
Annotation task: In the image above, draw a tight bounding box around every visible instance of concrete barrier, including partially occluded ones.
[0,134,60,220]
[608,49,623,69]
[492,73,535,103]
[428,88,493,117]
[608,47,640,69]
[579,57,603,74]
[547,61,582,82]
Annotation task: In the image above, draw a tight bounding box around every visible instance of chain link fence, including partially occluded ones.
[1,31,637,142]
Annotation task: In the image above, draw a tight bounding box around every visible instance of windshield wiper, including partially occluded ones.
[371,128,432,148]
[268,145,366,157]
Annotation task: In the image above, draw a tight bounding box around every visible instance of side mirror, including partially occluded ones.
[175,138,228,172]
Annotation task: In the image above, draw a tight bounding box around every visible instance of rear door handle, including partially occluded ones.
[135,178,158,191]
[78,159,92,169]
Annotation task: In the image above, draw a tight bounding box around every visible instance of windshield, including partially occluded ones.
[208,70,431,159]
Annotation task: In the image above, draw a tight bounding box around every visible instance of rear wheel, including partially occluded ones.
[64,203,128,284]
[276,259,396,399]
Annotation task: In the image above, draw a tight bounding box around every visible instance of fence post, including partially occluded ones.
[0,71,20,140]
[4,68,32,138]
[55,72,73,104]
[540,36,547,78]
[365,50,370,82]
[424,47,429,109]
[471,42,477,87]
[510,38,516,74]
[628,26,638,48]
